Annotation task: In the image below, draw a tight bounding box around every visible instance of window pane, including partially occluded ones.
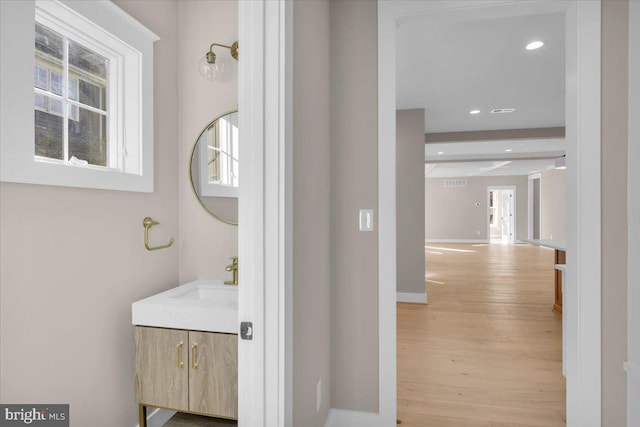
[68,107,107,167]
[79,80,106,111]
[68,105,78,121]
[49,97,63,117]
[68,79,78,101]
[34,66,48,90]
[35,93,46,111]
[69,40,107,80]
[50,72,63,95]
[35,96,63,160]
[35,23,63,60]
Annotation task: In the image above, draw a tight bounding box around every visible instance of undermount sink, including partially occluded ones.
[132,279,238,334]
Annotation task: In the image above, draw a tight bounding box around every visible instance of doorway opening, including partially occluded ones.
[488,186,516,244]
[396,4,569,426]
[381,1,602,426]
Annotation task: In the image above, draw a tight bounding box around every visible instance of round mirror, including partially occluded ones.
[189,110,239,225]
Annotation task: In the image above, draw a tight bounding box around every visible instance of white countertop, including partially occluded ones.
[132,279,238,334]
[522,239,566,251]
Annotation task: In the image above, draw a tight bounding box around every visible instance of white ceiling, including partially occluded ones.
[395,10,566,178]
[425,138,565,159]
[424,138,564,178]
[397,12,566,133]
[426,158,561,178]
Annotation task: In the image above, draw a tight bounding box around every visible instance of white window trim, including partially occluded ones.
[0,0,159,193]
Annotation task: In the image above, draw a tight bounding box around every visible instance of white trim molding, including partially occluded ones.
[425,239,488,244]
[624,361,640,383]
[625,360,640,427]
[397,292,427,304]
[628,1,639,426]
[325,409,380,427]
[238,0,291,425]
[564,2,602,425]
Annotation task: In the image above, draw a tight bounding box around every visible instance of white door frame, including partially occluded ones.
[379,1,601,426]
[626,1,639,425]
[238,1,292,426]
[487,186,516,244]
[527,172,542,239]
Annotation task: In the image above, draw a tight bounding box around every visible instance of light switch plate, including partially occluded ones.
[359,209,374,231]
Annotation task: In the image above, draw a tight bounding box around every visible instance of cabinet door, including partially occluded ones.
[188,331,238,418]
[134,326,189,411]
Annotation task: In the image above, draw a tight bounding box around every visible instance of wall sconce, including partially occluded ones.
[198,41,239,81]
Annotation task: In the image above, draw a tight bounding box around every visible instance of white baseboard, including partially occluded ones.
[135,408,176,427]
[397,292,427,304]
[625,361,640,382]
[425,239,488,244]
[626,361,640,427]
[325,409,381,427]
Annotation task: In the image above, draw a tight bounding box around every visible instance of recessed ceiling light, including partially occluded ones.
[469,109,481,115]
[437,151,444,155]
[526,41,544,50]
[505,149,513,152]
[491,108,516,114]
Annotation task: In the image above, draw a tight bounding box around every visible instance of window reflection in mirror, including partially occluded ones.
[198,111,238,198]
[190,111,239,225]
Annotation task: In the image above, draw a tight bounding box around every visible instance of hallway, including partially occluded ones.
[397,243,565,426]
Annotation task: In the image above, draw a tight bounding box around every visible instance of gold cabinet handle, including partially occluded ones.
[191,343,198,369]
[176,342,184,368]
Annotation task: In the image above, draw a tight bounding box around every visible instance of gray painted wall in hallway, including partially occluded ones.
[330,0,379,413]
[293,0,332,425]
[397,109,426,295]
[601,0,629,424]
[540,169,566,240]
[425,175,529,242]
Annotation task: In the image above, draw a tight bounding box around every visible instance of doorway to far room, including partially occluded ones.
[488,187,516,244]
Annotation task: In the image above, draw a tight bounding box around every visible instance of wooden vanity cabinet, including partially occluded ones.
[188,331,238,417]
[134,327,189,411]
[134,326,237,424]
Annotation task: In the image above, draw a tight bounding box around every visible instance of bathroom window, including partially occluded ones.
[34,22,107,166]
[0,0,159,192]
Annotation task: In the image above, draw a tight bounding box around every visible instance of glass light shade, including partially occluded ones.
[198,56,225,81]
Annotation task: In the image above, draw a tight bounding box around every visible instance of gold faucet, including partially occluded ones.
[225,256,238,285]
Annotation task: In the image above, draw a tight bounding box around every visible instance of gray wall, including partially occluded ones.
[425,176,528,242]
[293,0,332,425]
[330,0,379,413]
[540,169,566,240]
[601,0,629,424]
[0,1,179,425]
[396,109,426,295]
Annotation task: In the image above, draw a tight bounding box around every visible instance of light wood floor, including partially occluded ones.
[398,243,565,427]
